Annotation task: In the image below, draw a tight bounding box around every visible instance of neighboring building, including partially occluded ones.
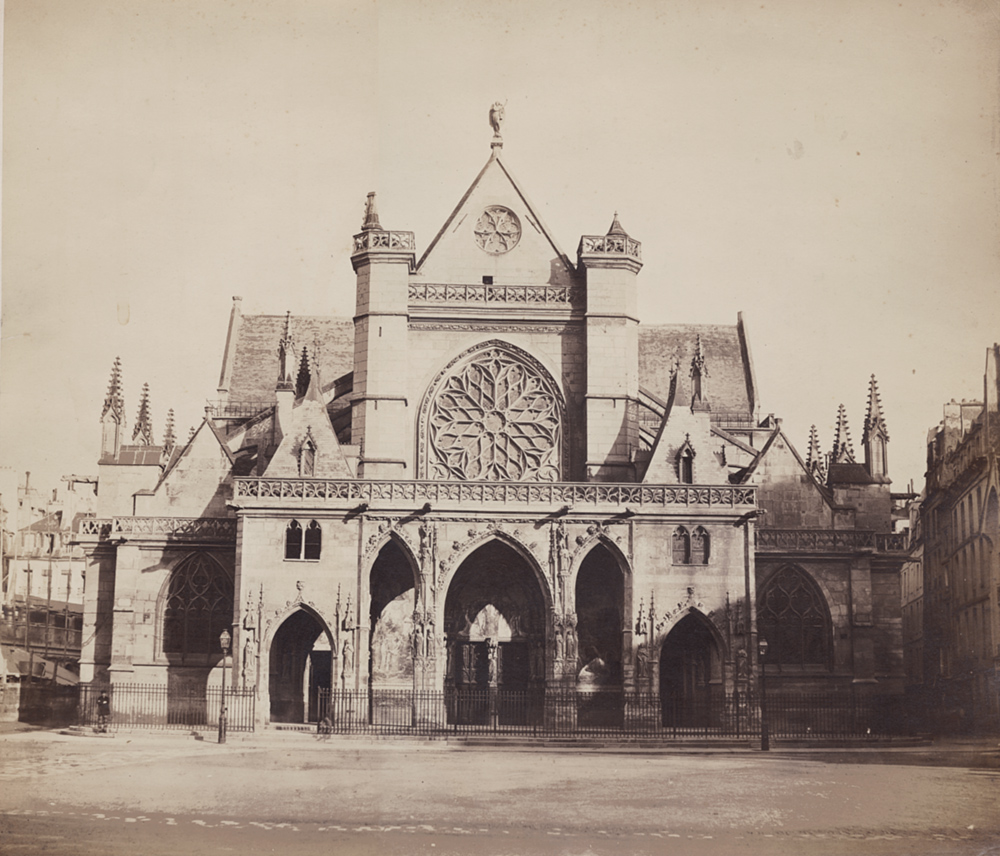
[901,492,924,707]
[76,115,907,730]
[1,473,96,681]
[921,345,1000,733]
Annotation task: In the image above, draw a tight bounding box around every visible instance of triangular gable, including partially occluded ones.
[641,404,724,484]
[264,369,353,479]
[415,153,577,286]
[138,418,235,517]
[740,428,835,528]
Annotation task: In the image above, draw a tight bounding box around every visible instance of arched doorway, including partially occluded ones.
[444,540,547,725]
[368,539,417,690]
[575,544,624,726]
[659,612,722,728]
[269,609,332,724]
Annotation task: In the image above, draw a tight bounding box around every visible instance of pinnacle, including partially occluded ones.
[102,357,125,420]
[864,374,889,440]
[162,409,177,450]
[607,211,628,237]
[831,404,855,464]
[295,346,311,399]
[132,382,154,445]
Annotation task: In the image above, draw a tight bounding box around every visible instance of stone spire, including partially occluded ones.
[805,424,826,482]
[277,311,295,391]
[101,357,125,422]
[295,345,311,400]
[831,404,855,464]
[607,211,627,237]
[361,192,381,231]
[132,383,154,445]
[863,374,890,479]
[162,409,177,454]
[690,335,710,411]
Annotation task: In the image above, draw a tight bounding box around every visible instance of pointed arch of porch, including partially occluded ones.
[438,530,554,619]
[653,606,728,659]
[262,601,336,724]
[363,529,422,592]
[261,600,336,662]
[568,533,632,589]
[572,538,631,692]
[441,535,553,692]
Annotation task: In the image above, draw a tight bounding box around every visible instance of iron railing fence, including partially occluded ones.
[77,683,256,732]
[316,689,903,739]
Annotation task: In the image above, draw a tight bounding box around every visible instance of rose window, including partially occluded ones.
[426,347,562,481]
[473,206,521,254]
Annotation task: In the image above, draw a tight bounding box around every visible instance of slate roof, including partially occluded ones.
[225,315,354,404]
[638,323,755,416]
[222,315,756,417]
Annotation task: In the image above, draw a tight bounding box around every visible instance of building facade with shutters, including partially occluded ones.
[76,117,908,730]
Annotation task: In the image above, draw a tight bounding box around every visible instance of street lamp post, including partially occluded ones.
[758,636,769,751]
[218,628,231,745]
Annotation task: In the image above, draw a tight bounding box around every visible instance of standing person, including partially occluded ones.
[96,690,110,733]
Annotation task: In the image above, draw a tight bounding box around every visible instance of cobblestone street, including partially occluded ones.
[1,730,998,855]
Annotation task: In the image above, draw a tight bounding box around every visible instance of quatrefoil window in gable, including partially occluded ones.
[474,206,521,254]
[421,342,564,482]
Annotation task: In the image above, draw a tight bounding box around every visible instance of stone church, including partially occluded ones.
[78,111,908,730]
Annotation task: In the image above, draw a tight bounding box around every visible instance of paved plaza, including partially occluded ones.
[0,730,998,855]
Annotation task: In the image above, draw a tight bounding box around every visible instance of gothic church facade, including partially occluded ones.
[78,117,907,728]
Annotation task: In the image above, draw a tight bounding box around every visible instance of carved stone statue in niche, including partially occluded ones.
[242,637,256,688]
[635,643,649,681]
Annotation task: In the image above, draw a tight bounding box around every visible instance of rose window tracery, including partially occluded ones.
[474,206,521,254]
[425,347,562,481]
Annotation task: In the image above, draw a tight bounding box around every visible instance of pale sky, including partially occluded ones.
[2,0,998,497]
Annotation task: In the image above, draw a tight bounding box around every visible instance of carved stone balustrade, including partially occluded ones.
[232,478,756,515]
[756,528,909,554]
[408,283,582,307]
[578,233,642,262]
[76,516,237,543]
[351,229,416,255]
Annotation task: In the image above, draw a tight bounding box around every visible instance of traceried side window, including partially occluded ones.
[162,553,233,663]
[757,566,831,668]
[285,519,321,560]
[285,520,303,560]
[304,520,322,560]
[690,527,710,565]
[672,527,690,564]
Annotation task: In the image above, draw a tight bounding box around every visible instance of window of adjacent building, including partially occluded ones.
[161,553,233,663]
[285,519,321,560]
[756,566,831,668]
[672,527,690,564]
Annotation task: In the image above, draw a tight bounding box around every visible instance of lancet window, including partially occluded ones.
[285,519,321,560]
[672,527,690,564]
[690,527,710,564]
